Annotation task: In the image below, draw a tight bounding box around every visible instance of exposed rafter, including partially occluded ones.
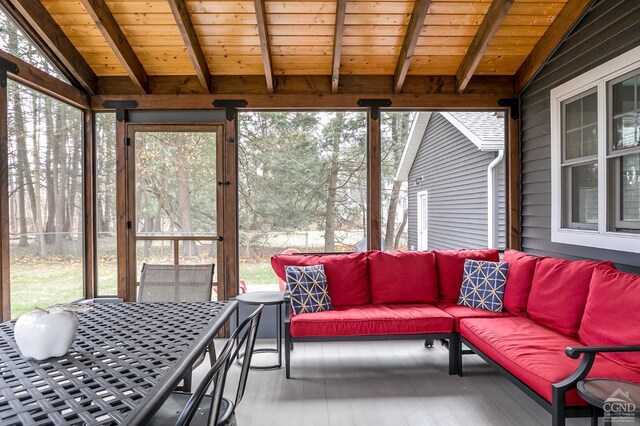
[79,0,148,94]
[6,0,97,94]
[253,0,274,93]
[514,0,594,94]
[167,0,211,93]
[0,50,89,109]
[331,0,347,94]
[455,0,514,93]
[393,0,432,94]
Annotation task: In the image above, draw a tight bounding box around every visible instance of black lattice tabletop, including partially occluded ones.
[0,301,237,426]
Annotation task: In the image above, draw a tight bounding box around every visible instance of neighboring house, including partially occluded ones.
[396,112,506,251]
[520,0,640,273]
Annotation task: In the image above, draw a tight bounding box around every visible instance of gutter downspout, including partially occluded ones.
[487,149,504,248]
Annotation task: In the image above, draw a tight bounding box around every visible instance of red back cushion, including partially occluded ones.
[434,249,500,303]
[502,250,540,316]
[271,252,370,307]
[526,258,616,337]
[579,266,640,372]
[368,251,438,304]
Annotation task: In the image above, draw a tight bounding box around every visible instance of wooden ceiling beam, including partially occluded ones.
[167,0,211,93]
[331,0,347,94]
[455,0,514,93]
[393,0,432,94]
[514,0,594,94]
[93,93,511,111]
[253,0,274,94]
[0,50,89,109]
[6,0,97,94]
[79,0,147,94]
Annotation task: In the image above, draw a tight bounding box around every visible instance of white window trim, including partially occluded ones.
[550,45,640,254]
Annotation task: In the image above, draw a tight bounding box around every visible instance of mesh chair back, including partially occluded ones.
[138,264,214,302]
[176,305,264,426]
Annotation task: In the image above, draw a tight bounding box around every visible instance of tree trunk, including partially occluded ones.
[394,210,408,250]
[324,126,341,252]
[32,96,46,257]
[67,118,81,239]
[176,135,196,256]
[12,90,29,247]
[44,99,56,244]
[384,180,402,250]
[54,106,67,255]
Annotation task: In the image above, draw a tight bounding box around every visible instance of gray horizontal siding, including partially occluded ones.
[408,113,505,251]
[520,0,640,273]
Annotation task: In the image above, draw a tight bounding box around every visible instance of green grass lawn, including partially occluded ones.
[10,259,277,318]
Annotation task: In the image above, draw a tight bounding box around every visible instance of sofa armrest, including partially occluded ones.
[554,344,640,399]
[565,345,640,359]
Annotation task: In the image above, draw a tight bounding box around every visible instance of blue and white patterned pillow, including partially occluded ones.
[285,264,333,315]
[457,259,509,312]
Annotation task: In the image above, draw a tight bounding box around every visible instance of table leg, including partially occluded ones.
[277,302,282,368]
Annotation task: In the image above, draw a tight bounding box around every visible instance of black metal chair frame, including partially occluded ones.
[175,305,264,426]
[283,292,460,379]
[459,337,640,426]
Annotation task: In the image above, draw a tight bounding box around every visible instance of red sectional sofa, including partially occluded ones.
[270,249,640,426]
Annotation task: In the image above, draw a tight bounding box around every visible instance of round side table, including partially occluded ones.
[235,291,284,370]
[577,379,640,426]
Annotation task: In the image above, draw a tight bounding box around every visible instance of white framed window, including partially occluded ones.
[550,46,640,253]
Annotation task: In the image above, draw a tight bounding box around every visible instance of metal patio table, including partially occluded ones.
[0,300,237,425]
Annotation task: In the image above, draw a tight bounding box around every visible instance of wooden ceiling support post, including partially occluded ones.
[213,100,245,310]
[6,0,97,94]
[514,0,594,94]
[83,110,96,300]
[455,0,514,93]
[500,98,521,250]
[105,100,138,301]
[168,0,211,93]
[0,59,14,321]
[358,99,391,251]
[331,0,347,94]
[254,0,274,93]
[79,0,148,94]
[393,0,432,94]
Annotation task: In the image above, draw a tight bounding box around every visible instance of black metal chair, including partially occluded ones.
[149,304,264,426]
[138,263,217,390]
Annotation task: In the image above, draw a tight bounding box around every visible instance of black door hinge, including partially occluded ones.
[125,221,132,229]
[124,137,131,146]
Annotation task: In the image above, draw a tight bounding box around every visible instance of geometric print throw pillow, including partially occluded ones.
[457,259,509,312]
[285,264,333,315]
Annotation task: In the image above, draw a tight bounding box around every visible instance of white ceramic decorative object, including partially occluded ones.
[14,307,79,360]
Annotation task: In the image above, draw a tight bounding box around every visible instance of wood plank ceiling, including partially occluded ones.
[34,0,578,94]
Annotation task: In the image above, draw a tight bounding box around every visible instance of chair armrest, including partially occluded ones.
[554,345,640,392]
[565,345,640,359]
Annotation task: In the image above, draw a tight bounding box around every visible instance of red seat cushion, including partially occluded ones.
[437,303,512,332]
[460,317,640,406]
[502,250,540,316]
[290,304,454,337]
[579,266,640,372]
[434,249,499,303]
[526,258,615,337]
[368,250,438,304]
[271,252,370,307]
